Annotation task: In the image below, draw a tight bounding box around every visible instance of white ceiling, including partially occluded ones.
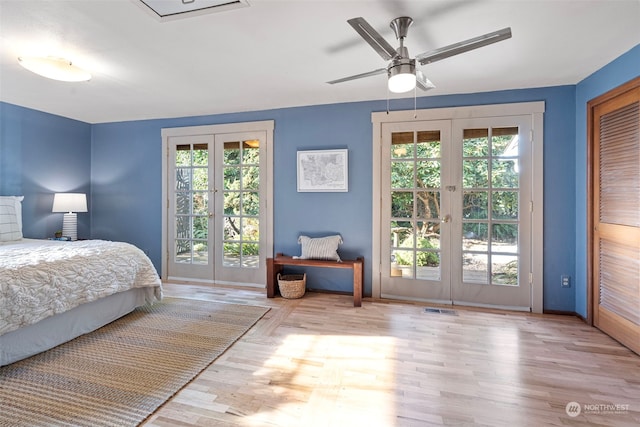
[1,0,638,124]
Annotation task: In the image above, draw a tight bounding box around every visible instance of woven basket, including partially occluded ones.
[277,273,306,299]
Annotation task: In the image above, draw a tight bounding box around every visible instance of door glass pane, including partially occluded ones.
[175,240,191,263]
[173,143,209,265]
[192,241,208,265]
[390,220,410,246]
[192,144,209,166]
[242,166,259,189]
[492,159,519,188]
[491,128,519,156]
[463,223,488,252]
[176,145,191,166]
[224,216,240,240]
[463,253,488,284]
[193,216,208,239]
[222,139,261,269]
[492,256,518,286]
[192,168,208,190]
[492,191,518,219]
[416,131,441,158]
[388,130,442,282]
[417,251,440,280]
[224,192,240,215]
[463,191,488,219]
[391,132,414,158]
[462,127,520,287]
[242,217,259,241]
[224,243,240,267]
[242,192,260,215]
[175,168,191,190]
[391,191,413,218]
[462,129,489,156]
[193,192,208,215]
[242,140,260,163]
[392,249,414,279]
[416,191,439,219]
[391,161,414,188]
[492,223,518,253]
[224,142,240,164]
[463,160,489,188]
[242,243,259,268]
[416,220,440,280]
[176,193,190,215]
[416,161,440,188]
[224,167,240,189]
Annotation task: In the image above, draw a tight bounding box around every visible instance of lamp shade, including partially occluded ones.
[52,193,87,213]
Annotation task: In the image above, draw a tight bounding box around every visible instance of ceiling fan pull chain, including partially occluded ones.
[386,87,390,115]
[414,84,417,119]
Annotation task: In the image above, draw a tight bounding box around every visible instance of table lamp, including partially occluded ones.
[52,193,87,241]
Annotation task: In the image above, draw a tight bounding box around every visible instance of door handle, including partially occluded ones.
[441,214,451,223]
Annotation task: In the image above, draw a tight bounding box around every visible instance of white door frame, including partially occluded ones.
[372,103,544,313]
[161,120,274,286]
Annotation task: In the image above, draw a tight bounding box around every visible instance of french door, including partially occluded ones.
[379,110,536,310]
[162,122,273,286]
[381,120,453,302]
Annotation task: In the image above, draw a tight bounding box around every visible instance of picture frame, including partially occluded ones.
[297,149,348,192]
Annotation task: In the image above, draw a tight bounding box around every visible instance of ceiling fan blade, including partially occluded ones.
[347,17,397,61]
[416,27,512,65]
[416,70,436,91]
[327,68,388,85]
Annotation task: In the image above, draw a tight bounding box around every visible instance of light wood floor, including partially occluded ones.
[144,283,640,427]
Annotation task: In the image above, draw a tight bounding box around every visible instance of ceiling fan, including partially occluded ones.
[328,16,512,93]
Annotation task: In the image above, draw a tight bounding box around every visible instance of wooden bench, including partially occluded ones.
[266,253,364,307]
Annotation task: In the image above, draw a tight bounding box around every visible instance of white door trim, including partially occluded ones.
[161,121,274,284]
[372,102,544,313]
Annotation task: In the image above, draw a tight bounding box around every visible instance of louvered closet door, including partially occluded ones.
[593,82,640,355]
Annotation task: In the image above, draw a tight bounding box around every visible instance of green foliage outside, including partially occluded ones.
[175,143,260,259]
[394,233,440,267]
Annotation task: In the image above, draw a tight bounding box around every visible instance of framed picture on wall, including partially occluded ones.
[297,149,348,192]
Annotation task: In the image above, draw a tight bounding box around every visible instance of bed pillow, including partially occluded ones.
[296,235,343,262]
[0,196,24,241]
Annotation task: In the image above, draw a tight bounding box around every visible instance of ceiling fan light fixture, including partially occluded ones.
[387,60,416,93]
[17,56,91,82]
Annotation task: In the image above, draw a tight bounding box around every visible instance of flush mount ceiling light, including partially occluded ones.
[17,56,91,82]
[136,0,250,22]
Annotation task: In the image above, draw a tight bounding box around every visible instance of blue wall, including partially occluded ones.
[0,103,91,238]
[574,45,640,318]
[89,86,577,310]
[3,44,637,312]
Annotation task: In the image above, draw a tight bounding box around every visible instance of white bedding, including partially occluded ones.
[0,238,162,336]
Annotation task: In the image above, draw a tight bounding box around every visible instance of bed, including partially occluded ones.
[0,196,162,366]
